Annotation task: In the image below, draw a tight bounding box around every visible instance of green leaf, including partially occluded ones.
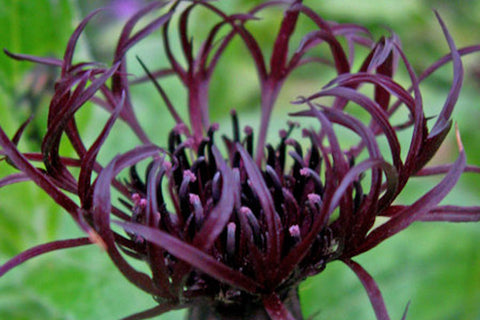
[0,0,74,93]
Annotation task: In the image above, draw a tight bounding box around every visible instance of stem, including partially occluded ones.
[255,80,283,166]
[188,78,211,148]
[187,287,303,320]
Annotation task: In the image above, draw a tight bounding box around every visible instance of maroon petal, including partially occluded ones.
[270,1,301,78]
[3,49,63,67]
[0,126,81,220]
[304,87,402,169]
[0,238,91,277]
[92,145,167,295]
[197,1,267,81]
[429,11,463,137]
[116,220,262,293]
[115,1,170,61]
[356,128,466,255]
[343,259,392,320]
[62,9,103,75]
[0,172,30,188]
[418,206,480,222]
[78,92,125,208]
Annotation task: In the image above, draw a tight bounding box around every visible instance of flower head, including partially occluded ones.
[1,1,480,319]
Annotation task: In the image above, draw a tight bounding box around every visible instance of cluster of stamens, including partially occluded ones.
[121,112,345,305]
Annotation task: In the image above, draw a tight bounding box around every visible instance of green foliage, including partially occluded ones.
[0,1,479,319]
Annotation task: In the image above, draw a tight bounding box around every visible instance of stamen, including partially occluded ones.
[286,138,303,158]
[179,170,197,218]
[209,122,220,132]
[232,168,241,209]
[289,224,301,243]
[300,167,324,195]
[300,168,310,176]
[231,110,240,142]
[173,123,190,135]
[243,126,254,156]
[129,165,145,191]
[163,161,172,171]
[189,193,204,226]
[266,144,276,168]
[211,171,221,203]
[132,193,141,205]
[226,222,236,258]
[307,193,322,205]
[240,206,261,243]
[287,120,299,129]
[265,165,283,204]
[138,198,147,208]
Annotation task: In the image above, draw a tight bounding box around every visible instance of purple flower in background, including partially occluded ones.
[1,1,480,319]
[112,0,146,18]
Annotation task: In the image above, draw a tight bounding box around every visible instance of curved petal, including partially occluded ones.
[343,259,392,320]
[116,220,262,293]
[0,238,91,277]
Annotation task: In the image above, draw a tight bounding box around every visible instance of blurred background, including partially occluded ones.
[0,0,479,319]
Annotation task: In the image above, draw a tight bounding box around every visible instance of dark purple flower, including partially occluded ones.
[1,1,480,319]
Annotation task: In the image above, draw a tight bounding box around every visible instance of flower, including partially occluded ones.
[1,1,479,319]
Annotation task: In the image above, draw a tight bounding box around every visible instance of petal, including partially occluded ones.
[0,238,91,277]
[115,220,262,293]
[343,259,392,320]
[0,172,30,188]
[3,49,63,67]
[356,128,466,255]
[418,206,480,222]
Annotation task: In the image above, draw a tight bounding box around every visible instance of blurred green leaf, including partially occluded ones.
[0,0,74,92]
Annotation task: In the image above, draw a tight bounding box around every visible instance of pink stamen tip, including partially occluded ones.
[244,126,253,135]
[210,123,219,131]
[139,198,147,208]
[189,193,200,204]
[174,123,189,135]
[131,193,141,204]
[279,129,288,139]
[239,206,252,215]
[287,120,299,127]
[307,193,321,204]
[230,109,237,116]
[289,225,301,238]
[285,138,295,145]
[183,170,197,182]
[184,138,194,148]
[300,168,310,176]
[163,161,172,171]
[228,222,236,232]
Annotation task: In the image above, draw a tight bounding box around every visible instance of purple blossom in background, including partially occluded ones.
[111,0,146,18]
[1,1,480,319]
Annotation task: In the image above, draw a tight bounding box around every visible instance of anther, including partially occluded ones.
[289,224,301,243]
[226,222,236,258]
[307,193,322,205]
